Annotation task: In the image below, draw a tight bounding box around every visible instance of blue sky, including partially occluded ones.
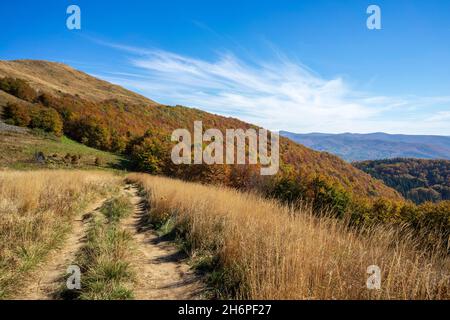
[1,0,450,134]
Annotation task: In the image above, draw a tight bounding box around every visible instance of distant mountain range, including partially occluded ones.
[280,131,450,162]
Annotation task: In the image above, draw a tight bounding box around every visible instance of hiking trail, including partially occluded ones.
[122,184,204,300]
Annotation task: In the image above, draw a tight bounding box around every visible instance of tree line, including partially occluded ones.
[355,158,450,204]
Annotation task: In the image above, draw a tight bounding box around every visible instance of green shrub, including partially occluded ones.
[67,117,111,150]
[269,176,306,203]
[128,131,171,174]
[30,107,64,136]
[110,130,127,153]
[310,176,351,218]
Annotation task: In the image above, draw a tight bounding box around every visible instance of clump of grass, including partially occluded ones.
[0,170,120,299]
[70,196,134,300]
[101,196,133,223]
[128,173,450,300]
[156,217,177,237]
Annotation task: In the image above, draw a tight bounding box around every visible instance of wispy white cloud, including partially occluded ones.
[94,42,450,135]
[425,111,450,122]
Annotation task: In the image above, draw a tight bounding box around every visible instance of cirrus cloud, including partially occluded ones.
[93,42,450,135]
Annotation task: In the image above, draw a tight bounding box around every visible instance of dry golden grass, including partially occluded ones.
[128,173,450,300]
[0,170,120,298]
[0,60,158,106]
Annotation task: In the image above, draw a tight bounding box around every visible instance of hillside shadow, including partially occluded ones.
[108,157,133,171]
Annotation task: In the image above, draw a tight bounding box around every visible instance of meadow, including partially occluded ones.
[128,173,450,299]
[0,170,120,298]
[0,169,449,300]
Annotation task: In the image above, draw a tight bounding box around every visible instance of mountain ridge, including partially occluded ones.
[0,59,159,106]
[280,131,450,161]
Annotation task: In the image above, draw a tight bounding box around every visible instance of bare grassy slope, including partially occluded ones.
[0,60,158,106]
[0,90,21,108]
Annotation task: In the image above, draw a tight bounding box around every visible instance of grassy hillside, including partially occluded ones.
[0,59,401,202]
[355,158,450,204]
[0,60,158,106]
[0,128,126,170]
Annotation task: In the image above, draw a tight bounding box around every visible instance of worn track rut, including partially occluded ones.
[17,198,107,300]
[122,185,204,300]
